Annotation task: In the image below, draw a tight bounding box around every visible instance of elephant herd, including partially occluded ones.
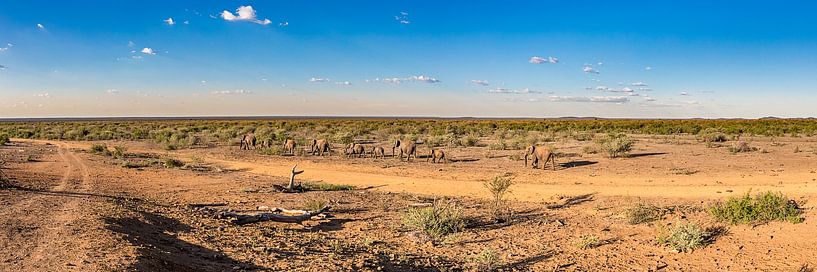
[239,134,558,170]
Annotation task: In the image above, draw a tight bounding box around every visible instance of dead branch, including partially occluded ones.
[215,206,332,225]
[288,164,304,190]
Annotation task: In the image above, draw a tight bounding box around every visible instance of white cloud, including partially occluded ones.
[0,43,12,52]
[367,75,440,84]
[488,88,541,94]
[127,41,136,48]
[335,81,352,85]
[614,87,634,93]
[631,82,648,87]
[36,23,45,30]
[141,47,156,55]
[408,75,440,83]
[309,77,330,83]
[595,86,611,91]
[637,87,653,92]
[548,96,629,103]
[645,66,652,71]
[184,20,190,25]
[106,89,119,94]
[644,96,656,102]
[34,92,50,98]
[279,21,289,27]
[0,65,5,70]
[470,80,490,86]
[211,89,252,95]
[529,56,558,64]
[680,92,690,96]
[164,18,175,25]
[221,6,271,25]
[583,66,599,74]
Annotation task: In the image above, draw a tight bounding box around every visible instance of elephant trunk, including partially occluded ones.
[524,153,528,166]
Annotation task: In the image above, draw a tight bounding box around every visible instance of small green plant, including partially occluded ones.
[305,182,355,191]
[483,175,514,222]
[627,203,664,224]
[710,191,803,224]
[162,143,178,151]
[460,134,479,147]
[582,145,597,154]
[403,200,466,239]
[472,248,500,271]
[163,158,185,168]
[670,167,699,175]
[656,222,710,253]
[698,128,728,143]
[574,234,602,250]
[595,134,636,158]
[303,199,328,211]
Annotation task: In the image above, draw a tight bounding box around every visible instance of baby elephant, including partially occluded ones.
[524,145,557,170]
[283,139,297,155]
[428,149,446,163]
[371,146,386,159]
[345,143,366,158]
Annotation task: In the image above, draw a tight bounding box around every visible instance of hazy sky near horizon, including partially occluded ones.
[1,1,817,118]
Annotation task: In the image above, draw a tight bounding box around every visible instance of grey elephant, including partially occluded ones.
[283,139,297,155]
[525,145,557,170]
[240,134,257,150]
[345,143,366,158]
[311,139,331,156]
[428,149,446,163]
[393,140,417,162]
[371,146,386,159]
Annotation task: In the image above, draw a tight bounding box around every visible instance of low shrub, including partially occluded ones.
[163,158,185,168]
[403,200,466,238]
[656,222,710,253]
[728,141,756,153]
[89,144,110,155]
[305,183,355,191]
[472,248,500,271]
[595,134,636,158]
[112,145,127,158]
[0,134,9,145]
[710,191,803,224]
[627,203,664,224]
[698,128,728,143]
[484,175,514,222]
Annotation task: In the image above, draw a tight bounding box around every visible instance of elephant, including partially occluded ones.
[371,146,386,159]
[310,139,331,156]
[259,138,272,149]
[393,140,417,162]
[345,143,366,158]
[240,134,257,150]
[525,145,557,170]
[283,139,297,155]
[428,149,446,163]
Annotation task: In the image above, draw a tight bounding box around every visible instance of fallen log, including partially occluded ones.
[218,206,332,225]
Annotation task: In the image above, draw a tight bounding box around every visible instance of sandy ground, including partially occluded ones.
[1,136,816,271]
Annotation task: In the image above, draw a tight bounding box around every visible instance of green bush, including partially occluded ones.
[305,183,355,191]
[698,128,728,143]
[574,234,602,250]
[89,144,110,155]
[595,134,636,158]
[728,141,755,153]
[303,199,328,211]
[484,176,514,222]
[0,134,9,145]
[111,145,127,158]
[403,200,466,238]
[710,191,803,224]
[163,158,185,168]
[656,222,710,253]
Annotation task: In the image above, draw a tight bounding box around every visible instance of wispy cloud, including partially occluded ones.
[367,75,440,84]
[595,86,611,91]
[141,48,156,55]
[279,21,289,27]
[470,80,490,86]
[680,92,690,96]
[631,82,648,87]
[548,96,629,103]
[34,92,50,98]
[488,88,541,94]
[335,81,352,85]
[221,6,271,25]
[395,11,410,24]
[0,43,12,52]
[529,56,559,64]
[164,18,175,25]
[0,65,6,70]
[309,77,330,83]
[645,66,653,71]
[106,89,119,94]
[211,89,252,95]
[36,23,45,30]
[583,66,599,74]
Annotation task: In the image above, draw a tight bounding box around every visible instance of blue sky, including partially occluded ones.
[1,1,816,118]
